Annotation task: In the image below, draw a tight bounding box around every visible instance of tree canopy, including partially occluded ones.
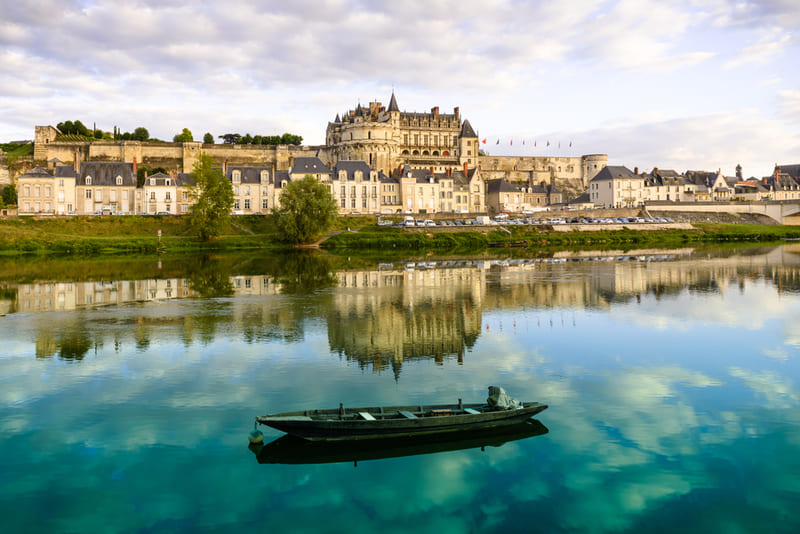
[186,153,234,241]
[1,184,17,207]
[272,174,338,244]
[173,128,194,143]
[203,132,214,144]
[218,132,303,145]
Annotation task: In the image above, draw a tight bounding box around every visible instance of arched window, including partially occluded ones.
[86,176,92,185]
[116,176,123,185]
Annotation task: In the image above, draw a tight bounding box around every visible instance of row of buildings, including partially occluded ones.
[588,164,800,208]
[15,156,504,216]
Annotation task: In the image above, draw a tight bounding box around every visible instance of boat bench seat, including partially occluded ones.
[464,408,480,415]
[358,411,376,421]
[398,410,418,419]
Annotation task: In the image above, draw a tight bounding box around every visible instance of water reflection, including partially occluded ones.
[6,246,800,369]
[250,419,549,465]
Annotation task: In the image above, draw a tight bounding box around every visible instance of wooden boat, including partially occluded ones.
[250,419,549,465]
[255,389,547,441]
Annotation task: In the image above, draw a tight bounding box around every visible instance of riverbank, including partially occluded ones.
[3,215,800,256]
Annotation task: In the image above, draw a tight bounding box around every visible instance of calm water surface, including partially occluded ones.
[2,246,800,533]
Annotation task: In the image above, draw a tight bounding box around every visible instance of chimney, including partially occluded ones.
[634,167,638,175]
[74,149,80,174]
[431,106,439,119]
[653,167,659,175]
[454,107,459,121]
[430,166,434,177]
[144,171,148,179]
[464,161,468,177]
[133,157,137,175]
[224,159,228,175]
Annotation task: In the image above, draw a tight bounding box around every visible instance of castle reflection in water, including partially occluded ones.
[6,246,800,369]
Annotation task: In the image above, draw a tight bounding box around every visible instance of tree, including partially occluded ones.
[272,174,338,244]
[173,128,193,143]
[132,127,149,141]
[203,132,214,144]
[186,153,234,241]
[218,133,240,144]
[1,184,17,206]
[280,133,303,145]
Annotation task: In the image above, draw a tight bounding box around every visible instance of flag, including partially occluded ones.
[569,141,572,147]
[547,140,550,146]
[496,139,500,145]
[558,141,561,149]
[534,140,537,147]
[510,139,513,146]
[482,139,486,144]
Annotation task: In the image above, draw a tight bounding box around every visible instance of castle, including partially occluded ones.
[29,92,607,200]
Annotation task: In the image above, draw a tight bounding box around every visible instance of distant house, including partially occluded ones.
[228,166,274,214]
[331,160,380,214]
[76,161,136,215]
[589,166,642,208]
[17,166,56,215]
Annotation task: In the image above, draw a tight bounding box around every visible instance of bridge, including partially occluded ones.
[645,200,800,224]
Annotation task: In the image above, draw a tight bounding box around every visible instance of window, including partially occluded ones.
[232,170,241,183]
[24,185,30,196]
[150,178,155,185]
[150,192,156,200]
[45,186,51,196]
[85,190,92,199]
[165,192,171,201]
[86,177,92,185]
[182,191,188,200]
[123,190,128,200]
[234,199,240,209]
[116,176,123,185]
[244,199,250,210]
[110,190,116,202]
[262,199,268,210]
[59,179,64,187]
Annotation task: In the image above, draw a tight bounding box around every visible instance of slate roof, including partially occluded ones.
[54,166,78,178]
[19,166,53,178]
[78,162,136,186]
[274,171,290,188]
[590,165,638,182]
[486,179,518,194]
[776,164,800,181]
[332,160,372,181]
[460,119,477,138]
[290,157,331,176]
[388,92,399,112]
[228,166,272,184]
[379,171,398,185]
[176,172,195,187]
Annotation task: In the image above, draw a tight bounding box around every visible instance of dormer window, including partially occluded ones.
[150,178,155,186]
[166,179,171,186]
[232,170,241,183]
[86,176,92,185]
[260,170,268,182]
[116,176,123,185]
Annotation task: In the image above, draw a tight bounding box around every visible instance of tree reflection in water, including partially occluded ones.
[185,255,235,298]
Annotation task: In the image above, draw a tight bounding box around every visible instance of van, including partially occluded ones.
[403,216,415,227]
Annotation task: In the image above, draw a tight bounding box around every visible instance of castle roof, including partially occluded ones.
[78,161,135,186]
[776,164,800,180]
[388,92,399,112]
[460,119,477,138]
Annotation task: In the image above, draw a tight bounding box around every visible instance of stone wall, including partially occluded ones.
[0,154,8,185]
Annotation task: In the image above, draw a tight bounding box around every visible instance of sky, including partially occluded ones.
[1,0,798,178]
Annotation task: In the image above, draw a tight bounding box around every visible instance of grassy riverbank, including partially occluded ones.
[0,215,372,255]
[3,216,800,256]
[322,223,800,251]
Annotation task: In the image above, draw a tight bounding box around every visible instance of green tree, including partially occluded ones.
[132,127,149,141]
[173,128,193,142]
[186,153,234,241]
[280,133,303,145]
[203,132,214,144]
[218,133,240,144]
[272,174,338,244]
[1,184,17,206]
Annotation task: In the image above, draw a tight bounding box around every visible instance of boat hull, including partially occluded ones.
[256,402,547,441]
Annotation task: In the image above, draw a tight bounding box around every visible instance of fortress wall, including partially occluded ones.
[0,155,9,185]
[35,139,324,173]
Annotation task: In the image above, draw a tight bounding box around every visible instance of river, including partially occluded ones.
[2,245,800,533]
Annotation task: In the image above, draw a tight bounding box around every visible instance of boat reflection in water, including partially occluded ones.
[249,419,548,466]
